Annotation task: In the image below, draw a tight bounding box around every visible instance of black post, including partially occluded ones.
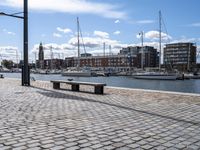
[22,0,30,86]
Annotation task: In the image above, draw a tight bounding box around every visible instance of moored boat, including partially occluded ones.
[132,72,177,80]
[62,70,92,77]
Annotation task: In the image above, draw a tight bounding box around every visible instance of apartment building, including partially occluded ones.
[164,42,196,71]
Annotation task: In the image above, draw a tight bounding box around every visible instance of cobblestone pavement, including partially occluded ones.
[0,78,200,150]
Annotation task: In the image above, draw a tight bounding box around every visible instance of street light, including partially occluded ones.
[0,0,30,86]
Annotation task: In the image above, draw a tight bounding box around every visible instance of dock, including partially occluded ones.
[0,78,200,149]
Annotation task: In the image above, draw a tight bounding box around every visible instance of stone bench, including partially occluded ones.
[51,80,106,94]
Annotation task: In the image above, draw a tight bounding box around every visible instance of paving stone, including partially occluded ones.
[41,143,55,149]
[12,146,27,150]
[102,141,113,146]
[128,143,140,148]
[187,145,200,150]
[55,140,66,145]
[41,140,54,144]
[104,145,116,150]
[115,147,131,150]
[81,148,93,150]
[154,146,167,150]
[122,139,133,144]
[0,79,200,149]
[131,137,142,141]
[27,142,41,148]
[50,145,65,150]
[13,142,26,147]
[77,139,88,144]
[79,143,91,148]
[64,142,78,147]
[174,144,187,149]
[90,144,103,149]
[27,147,41,150]
[0,146,12,150]
[141,144,153,149]
[4,140,18,146]
[65,146,80,150]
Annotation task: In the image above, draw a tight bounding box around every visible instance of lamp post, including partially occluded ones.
[0,0,30,86]
[139,31,144,70]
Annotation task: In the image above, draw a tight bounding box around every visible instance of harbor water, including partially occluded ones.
[2,72,200,94]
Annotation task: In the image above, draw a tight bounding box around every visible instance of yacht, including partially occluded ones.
[132,11,178,80]
[62,17,92,77]
[132,72,177,80]
[62,70,91,77]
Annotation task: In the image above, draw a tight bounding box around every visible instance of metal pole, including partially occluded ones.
[103,42,106,57]
[187,43,190,72]
[141,31,144,69]
[35,52,37,69]
[159,10,162,71]
[22,0,30,86]
[77,17,80,70]
[109,45,111,56]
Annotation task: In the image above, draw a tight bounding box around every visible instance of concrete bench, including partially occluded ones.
[0,74,4,78]
[50,80,106,94]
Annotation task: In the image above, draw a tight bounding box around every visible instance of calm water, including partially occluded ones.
[2,72,200,94]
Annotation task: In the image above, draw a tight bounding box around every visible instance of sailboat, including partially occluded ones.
[132,11,178,80]
[62,17,92,77]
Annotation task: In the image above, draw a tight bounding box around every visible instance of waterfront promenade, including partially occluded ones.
[0,78,200,149]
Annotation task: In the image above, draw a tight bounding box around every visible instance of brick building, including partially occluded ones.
[65,46,158,71]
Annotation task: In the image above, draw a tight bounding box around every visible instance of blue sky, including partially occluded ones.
[0,0,199,63]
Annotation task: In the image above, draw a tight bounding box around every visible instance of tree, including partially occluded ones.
[1,59,14,69]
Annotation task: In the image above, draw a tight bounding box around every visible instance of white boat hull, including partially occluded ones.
[62,71,91,77]
[133,74,177,80]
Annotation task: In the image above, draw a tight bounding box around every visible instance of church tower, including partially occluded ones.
[38,42,44,61]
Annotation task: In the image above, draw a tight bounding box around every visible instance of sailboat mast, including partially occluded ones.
[159,11,162,71]
[77,17,80,68]
[140,31,144,70]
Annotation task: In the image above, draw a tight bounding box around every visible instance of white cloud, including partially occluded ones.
[189,23,200,27]
[0,46,19,62]
[68,35,126,55]
[0,0,127,19]
[115,20,120,24]
[94,31,109,39]
[129,20,155,24]
[2,29,15,36]
[7,32,16,35]
[31,43,76,59]
[171,38,195,43]
[57,27,72,34]
[113,31,120,35]
[136,20,155,24]
[144,30,172,41]
[1,34,127,62]
[53,33,62,38]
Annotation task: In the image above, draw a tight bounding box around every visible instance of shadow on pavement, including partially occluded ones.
[31,85,200,126]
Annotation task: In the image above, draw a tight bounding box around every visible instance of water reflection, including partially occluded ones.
[2,73,200,94]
